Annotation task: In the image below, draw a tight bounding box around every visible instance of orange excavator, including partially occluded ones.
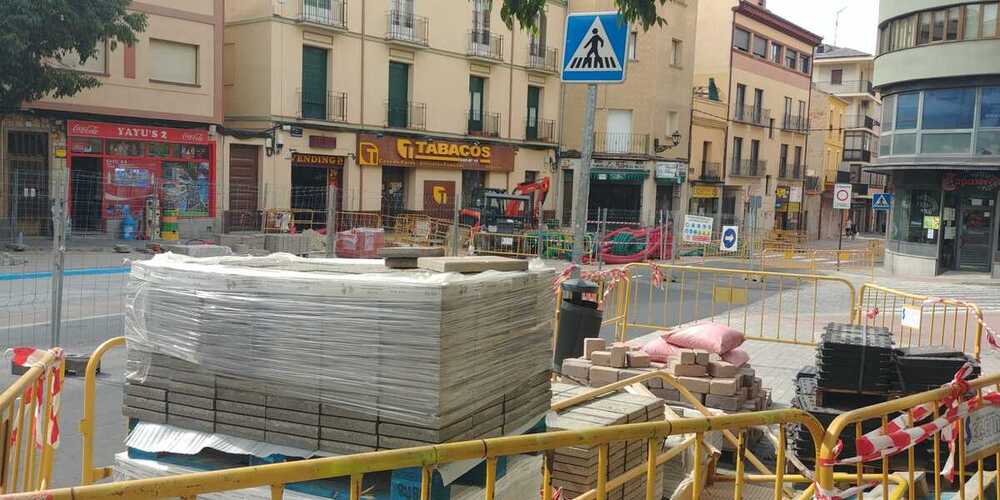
[461,177,550,232]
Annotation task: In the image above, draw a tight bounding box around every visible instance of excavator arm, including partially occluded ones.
[507,177,551,224]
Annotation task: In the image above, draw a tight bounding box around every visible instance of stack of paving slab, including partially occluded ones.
[560,338,770,413]
[549,383,665,500]
[124,253,553,453]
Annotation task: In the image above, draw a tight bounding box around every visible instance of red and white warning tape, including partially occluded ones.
[5,347,64,449]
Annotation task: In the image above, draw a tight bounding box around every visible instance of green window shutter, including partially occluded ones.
[468,76,484,132]
[301,46,328,119]
[526,86,540,140]
[388,62,410,127]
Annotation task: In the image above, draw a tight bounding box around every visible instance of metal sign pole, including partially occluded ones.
[49,196,66,348]
[570,84,598,278]
[450,191,463,256]
[326,185,338,258]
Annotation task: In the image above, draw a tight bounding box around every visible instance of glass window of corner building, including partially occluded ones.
[965,4,981,40]
[922,88,975,129]
[922,133,971,154]
[893,133,917,155]
[932,10,946,41]
[946,7,961,40]
[752,35,767,58]
[983,4,998,38]
[882,95,895,131]
[896,93,919,130]
[770,42,782,64]
[917,12,931,45]
[733,27,750,51]
[981,87,1000,128]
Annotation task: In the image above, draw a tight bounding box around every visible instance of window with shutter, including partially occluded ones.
[301,46,328,119]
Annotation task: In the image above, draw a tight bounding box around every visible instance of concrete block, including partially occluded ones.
[168,380,215,399]
[319,440,376,455]
[266,431,318,451]
[216,399,266,418]
[216,382,267,405]
[704,394,744,412]
[672,364,707,377]
[266,407,320,426]
[626,351,651,368]
[561,358,591,380]
[124,395,167,413]
[417,256,529,273]
[216,411,265,430]
[168,403,214,422]
[679,349,697,365]
[708,361,738,378]
[124,383,166,401]
[320,404,377,421]
[384,257,419,269]
[216,423,266,442]
[590,351,612,367]
[168,414,215,433]
[650,388,681,402]
[164,244,232,258]
[584,338,607,360]
[170,370,216,387]
[378,435,433,450]
[266,395,320,414]
[709,378,739,396]
[693,350,710,365]
[379,246,444,258]
[123,406,166,424]
[167,392,215,410]
[610,344,628,368]
[617,369,647,382]
[676,377,710,394]
[321,427,378,447]
[266,419,319,439]
[319,415,377,434]
[589,366,621,387]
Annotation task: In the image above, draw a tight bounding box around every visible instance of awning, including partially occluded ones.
[590,168,648,184]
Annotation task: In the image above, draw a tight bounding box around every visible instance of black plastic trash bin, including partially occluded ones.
[554,278,603,373]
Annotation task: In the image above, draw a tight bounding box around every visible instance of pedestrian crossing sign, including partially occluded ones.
[872,193,893,211]
[561,12,629,83]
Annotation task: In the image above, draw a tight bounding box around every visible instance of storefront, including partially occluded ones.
[886,171,1000,276]
[290,152,344,213]
[773,185,803,230]
[688,184,721,219]
[588,159,648,225]
[66,120,215,236]
[356,133,515,219]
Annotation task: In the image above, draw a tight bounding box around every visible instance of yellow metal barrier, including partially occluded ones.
[614,263,857,345]
[0,349,64,494]
[760,248,876,280]
[79,337,126,485]
[335,211,382,231]
[45,369,825,500]
[856,283,984,359]
[474,231,593,260]
[817,373,1000,500]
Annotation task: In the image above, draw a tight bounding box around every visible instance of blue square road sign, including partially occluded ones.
[561,12,629,83]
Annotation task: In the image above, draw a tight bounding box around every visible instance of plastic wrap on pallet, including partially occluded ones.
[125,252,554,428]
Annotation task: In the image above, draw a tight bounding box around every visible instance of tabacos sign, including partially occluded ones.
[356,133,514,172]
[67,120,211,144]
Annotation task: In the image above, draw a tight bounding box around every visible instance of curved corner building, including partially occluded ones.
[875,0,1000,276]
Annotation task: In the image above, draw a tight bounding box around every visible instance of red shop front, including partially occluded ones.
[66,120,216,233]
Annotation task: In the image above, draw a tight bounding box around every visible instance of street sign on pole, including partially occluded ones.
[561,12,629,83]
[720,226,739,252]
[683,215,713,244]
[872,193,893,211]
[833,183,853,210]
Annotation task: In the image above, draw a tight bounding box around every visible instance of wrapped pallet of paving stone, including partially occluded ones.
[124,253,553,449]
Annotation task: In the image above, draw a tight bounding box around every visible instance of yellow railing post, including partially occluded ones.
[80,336,127,485]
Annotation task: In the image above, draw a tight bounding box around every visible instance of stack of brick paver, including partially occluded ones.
[549,383,665,500]
[560,338,770,413]
[123,253,553,452]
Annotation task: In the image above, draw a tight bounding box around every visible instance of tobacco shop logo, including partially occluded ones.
[358,141,380,166]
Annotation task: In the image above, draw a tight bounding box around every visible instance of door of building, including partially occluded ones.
[301,46,329,120]
[381,166,406,220]
[388,62,410,128]
[227,144,259,231]
[6,131,49,236]
[957,191,996,272]
[70,157,103,231]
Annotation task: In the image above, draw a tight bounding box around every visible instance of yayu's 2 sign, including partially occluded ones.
[67,120,211,144]
[356,133,514,172]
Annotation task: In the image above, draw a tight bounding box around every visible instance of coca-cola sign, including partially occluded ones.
[67,120,211,144]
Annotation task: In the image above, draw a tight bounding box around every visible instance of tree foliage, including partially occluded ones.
[0,0,147,112]
[498,0,668,31]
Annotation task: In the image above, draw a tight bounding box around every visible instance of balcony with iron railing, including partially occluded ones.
[297,0,347,29]
[467,30,503,62]
[699,161,722,181]
[734,106,770,127]
[527,43,559,73]
[781,115,809,134]
[467,110,501,137]
[841,114,880,132]
[385,100,426,129]
[593,132,650,155]
[813,80,876,97]
[730,159,766,177]
[385,11,429,46]
[526,118,555,143]
[805,175,821,192]
[298,89,348,122]
[778,162,803,181]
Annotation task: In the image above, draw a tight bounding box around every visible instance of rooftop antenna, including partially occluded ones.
[833,6,847,46]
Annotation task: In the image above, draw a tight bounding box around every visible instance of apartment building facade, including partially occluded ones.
[2,0,224,238]
[691,0,821,235]
[223,0,565,228]
[803,87,847,240]
[875,0,1000,276]
[812,44,886,236]
[559,0,697,227]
